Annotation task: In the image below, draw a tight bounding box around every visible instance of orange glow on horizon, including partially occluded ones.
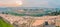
[0,2,22,7]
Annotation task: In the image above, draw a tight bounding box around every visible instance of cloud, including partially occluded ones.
[0,0,60,8]
[48,0,60,8]
[0,0,22,7]
[22,0,60,8]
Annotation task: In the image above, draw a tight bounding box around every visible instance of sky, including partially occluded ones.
[0,0,60,8]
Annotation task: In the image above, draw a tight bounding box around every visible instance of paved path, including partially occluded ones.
[44,25,56,27]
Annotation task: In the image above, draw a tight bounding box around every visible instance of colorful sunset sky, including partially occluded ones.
[0,0,60,8]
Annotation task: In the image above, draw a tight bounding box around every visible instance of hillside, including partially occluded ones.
[0,16,14,27]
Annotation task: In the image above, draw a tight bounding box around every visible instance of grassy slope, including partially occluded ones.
[0,18,14,27]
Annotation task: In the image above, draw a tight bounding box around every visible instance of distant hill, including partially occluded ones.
[0,7,60,16]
